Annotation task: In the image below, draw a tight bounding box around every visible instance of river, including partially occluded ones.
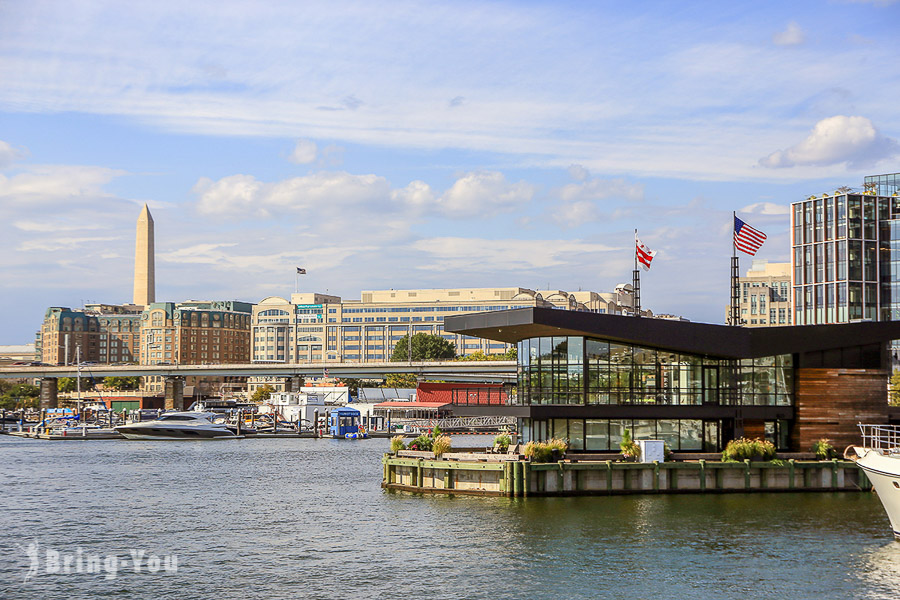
[1,435,898,599]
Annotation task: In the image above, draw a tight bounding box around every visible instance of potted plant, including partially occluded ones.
[620,429,641,461]
[547,438,568,462]
[390,435,406,454]
[494,433,511,453]
[812,438,835,460]
[432,434,452,458]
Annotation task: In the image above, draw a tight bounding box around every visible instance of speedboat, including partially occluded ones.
[115,412,240,440]
[850,424,900,538]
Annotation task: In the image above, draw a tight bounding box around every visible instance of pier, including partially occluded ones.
[382,453,870,497]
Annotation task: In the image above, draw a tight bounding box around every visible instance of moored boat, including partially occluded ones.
[115,412,240,440]
[850,424,900,538]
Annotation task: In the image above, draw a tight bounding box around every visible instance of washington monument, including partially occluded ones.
[133,203,155,305]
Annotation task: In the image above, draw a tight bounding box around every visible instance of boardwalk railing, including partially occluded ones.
[398,416,516,432]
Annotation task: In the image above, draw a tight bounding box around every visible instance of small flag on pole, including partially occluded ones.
[635,234,657,271]
[733,216,767,256]
[297,267,307,274]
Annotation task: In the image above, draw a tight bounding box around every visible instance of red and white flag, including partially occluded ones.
[635,234,656,271]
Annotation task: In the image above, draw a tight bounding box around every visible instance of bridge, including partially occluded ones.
[1,361,517,411]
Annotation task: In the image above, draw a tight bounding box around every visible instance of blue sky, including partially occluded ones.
[1,0,899,342]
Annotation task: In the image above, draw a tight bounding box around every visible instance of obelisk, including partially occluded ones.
[133,204,155,306]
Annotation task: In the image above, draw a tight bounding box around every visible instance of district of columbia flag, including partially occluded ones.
[297,267,307,274]
[733,216,767,256]
[635,234,657,271]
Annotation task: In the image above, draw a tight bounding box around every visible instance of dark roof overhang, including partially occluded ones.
[445,307,900,360]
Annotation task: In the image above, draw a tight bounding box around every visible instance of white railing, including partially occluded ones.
[858,424,900,454]
[397,415,516,432]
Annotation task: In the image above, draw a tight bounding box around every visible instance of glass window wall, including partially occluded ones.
[517,336,793,407]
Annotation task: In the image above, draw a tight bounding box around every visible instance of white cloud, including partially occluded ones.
[437,171,534,218]
[740,202,790,216]
[0,140,26,168]
[289,139,317,164]
[194,171,399,218]
[0,165,126,204]
[391,180,434,212]
[412,237,621,272]
[553,176,644,228]
[773,22,805,46]
[18,235,121,252]
[758,115,899,169]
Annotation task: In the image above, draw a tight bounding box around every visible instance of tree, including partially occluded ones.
[251,384,274,403]
[391,333,456,362]
[383,373,417,388]
[890,371,900,406]
[103,376,141,391]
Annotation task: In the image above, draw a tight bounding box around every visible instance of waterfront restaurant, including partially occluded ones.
[445,307,900,453]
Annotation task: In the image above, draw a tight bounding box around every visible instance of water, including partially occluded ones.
[1,435,899,599]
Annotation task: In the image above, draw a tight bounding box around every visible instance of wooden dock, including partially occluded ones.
[382,454,870,497]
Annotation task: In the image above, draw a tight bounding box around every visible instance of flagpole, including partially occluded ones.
[633,228,641,318]
[730,212,740,326]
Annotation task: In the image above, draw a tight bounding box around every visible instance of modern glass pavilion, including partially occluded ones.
[446,307,900,453]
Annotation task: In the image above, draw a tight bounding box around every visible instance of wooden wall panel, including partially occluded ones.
[793,368,889,452]
[742,420,766,440]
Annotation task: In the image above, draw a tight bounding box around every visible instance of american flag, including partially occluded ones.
[296,267,307,274]
[733,216,767,256]
[635,235,656,271]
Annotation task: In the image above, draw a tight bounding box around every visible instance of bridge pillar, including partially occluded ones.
[285,376,304,393]
[39,377,58,410]
[164,376,185,411]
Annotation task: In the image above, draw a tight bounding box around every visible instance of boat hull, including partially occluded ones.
[854,447,900,537]
[116,427,237,440]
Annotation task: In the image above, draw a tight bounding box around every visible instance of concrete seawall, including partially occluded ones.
[382,455,869,497]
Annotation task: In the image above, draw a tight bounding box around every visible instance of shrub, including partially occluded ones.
[407,434,433,452]
[523,440,553,462]
[547,438,568,453]
[722,437,776,462]
[432,435,452,457]
[620,429,641,460]
[812,438,835,460]
[494,433,511,452]
[390,435,407,453]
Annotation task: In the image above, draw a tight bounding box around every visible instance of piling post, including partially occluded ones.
[522,461,530,497]
[236,410,242,436]
[744,459,751,490]
[512,461,522,497]
[699,460,706,492]
[831,459,839,489]
[417,458,424,489]
[788,459,795,489]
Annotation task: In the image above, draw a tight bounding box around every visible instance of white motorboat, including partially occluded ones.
[851,424,900,538]
[114,412,239,440]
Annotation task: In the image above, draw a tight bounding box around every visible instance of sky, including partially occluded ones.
[1,0,899,343]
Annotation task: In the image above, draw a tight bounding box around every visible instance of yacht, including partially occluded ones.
[850,424,900,538]
[115,412,240,440]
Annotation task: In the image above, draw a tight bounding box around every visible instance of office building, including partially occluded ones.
[248,286,648,392]
[790,176,899,325]
[730,260,792,327]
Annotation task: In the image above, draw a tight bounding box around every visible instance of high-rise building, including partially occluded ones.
[729,260,792,327]
[791,174,900,326]
[133,203,155,306]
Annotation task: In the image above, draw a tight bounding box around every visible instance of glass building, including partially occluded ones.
[446,306,900,454]
[514,335,792,452]
[791,177,900,325]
